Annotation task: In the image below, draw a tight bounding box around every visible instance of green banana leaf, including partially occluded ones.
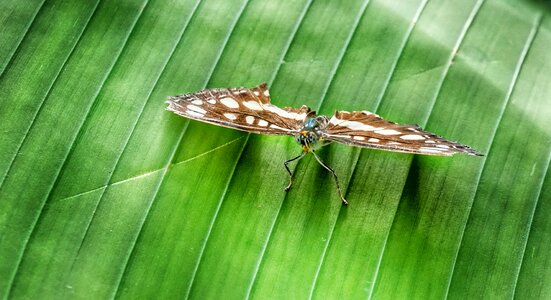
[1,0,550,299]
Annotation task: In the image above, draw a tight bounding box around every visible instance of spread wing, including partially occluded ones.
[166,83,313,135]
[321,111,481,156]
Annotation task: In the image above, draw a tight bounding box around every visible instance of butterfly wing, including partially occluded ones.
[166,83,313,135]
[321,111,481,156]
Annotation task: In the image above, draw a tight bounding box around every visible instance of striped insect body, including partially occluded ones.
[167,83,481,205]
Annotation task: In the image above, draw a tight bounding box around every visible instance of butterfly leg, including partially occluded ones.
[311,151,348,205]
[284,152,306,192]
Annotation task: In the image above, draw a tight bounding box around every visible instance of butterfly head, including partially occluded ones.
[296,116,328,152]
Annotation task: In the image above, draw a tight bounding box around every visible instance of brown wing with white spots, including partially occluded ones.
[321,111,481,156]
[166,83,313,135]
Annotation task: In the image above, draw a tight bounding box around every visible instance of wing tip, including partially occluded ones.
[453,144,484,157]
[466,149,484,157]
[165,97,180,112]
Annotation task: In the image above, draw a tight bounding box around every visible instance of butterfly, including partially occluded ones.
[166,83,482,205]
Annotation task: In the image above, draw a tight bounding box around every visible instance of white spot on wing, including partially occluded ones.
[187,104,206,115]
[191,100,203,105]
[258,120,269,127]
[223,113,237,120]
[242,101,263,111]
[368,138,380,143]
[245,116,255,124]
[220,97,239,108]
[375,129,401,135]
[436,144,450,149]
[264,105,306,121]
[207,99,216,104]
[263,90,270,97]
[329,118,379,131]
[425,140,436,144]
[270,124,288,131]
[420,147,445,154]
[353,136,365,140]
[325,134,347,139]
[400,134,425,140]
[186,110,204,118]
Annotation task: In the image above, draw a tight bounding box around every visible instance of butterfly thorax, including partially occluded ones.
[296,116,329,152]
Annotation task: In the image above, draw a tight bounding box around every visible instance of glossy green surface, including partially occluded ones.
[0,0,549,298]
